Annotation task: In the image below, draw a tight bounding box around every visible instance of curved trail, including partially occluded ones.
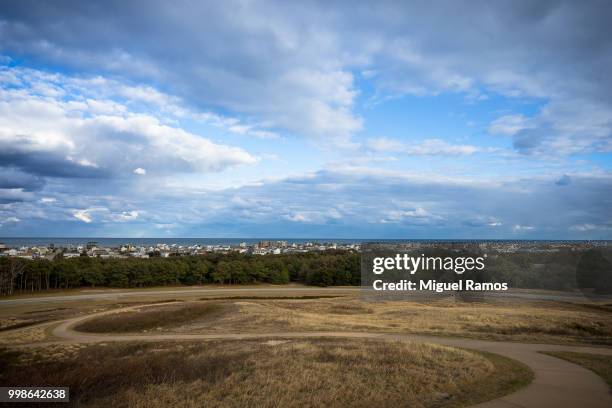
[7,303,612,408]
[0,286,359,305]
[48,304,612,408]
[1,286,601,306]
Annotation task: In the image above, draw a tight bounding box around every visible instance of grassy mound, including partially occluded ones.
[0,339,532,407]
[74,302,226,333]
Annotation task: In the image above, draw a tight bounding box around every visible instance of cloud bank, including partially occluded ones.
[0,1,610,238]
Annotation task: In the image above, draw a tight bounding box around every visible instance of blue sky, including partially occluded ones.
[0,0,611,238]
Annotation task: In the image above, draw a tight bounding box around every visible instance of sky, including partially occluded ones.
[0,0,611,239]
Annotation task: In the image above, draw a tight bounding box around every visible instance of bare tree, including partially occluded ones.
[0,258,25,296]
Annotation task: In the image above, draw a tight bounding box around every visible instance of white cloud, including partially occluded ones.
[406,139,479,155]
[71,207,141,224]
[381,207,438,224]
[0,3,366,143]
[281,208,345,224]
[366,137,480,155]
[366,137,405,152]
[72,209,93,223]
[113,210,140,222]
[513,224,535,231]
[0,66,257,177]
[1,2,611,237]
[284,213,310,223]
[490,99,612,156]
[570,224,598,232]
[3,2,611,153]
[0,216,20,224]
[67,156,99,168]
[133,167,147,175]
[489,114,530,136]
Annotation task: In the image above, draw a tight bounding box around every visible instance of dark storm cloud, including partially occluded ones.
[0,148,109,179]
[0,167,43,204]
[0,167,45,191]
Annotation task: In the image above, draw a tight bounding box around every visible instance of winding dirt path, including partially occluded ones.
[6,302,612,408]
[48,304,612,408]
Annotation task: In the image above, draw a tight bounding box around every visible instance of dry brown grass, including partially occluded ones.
[74,297,612,345]
[75,302,229,333]
[0,307,70,333]
[69,297,612,345]
[0,323,49,345]
[0,300,185,343]
[0,338,532,408]
[2,291,611,346]
[211,297,612,345]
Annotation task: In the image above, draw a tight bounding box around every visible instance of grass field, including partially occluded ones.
[3,288,611,407]
[0,338,532,408]
[74,302,227,333]
[71,296,612,345]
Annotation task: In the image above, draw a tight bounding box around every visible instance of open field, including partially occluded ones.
[0,286,355,331]
[67,295,612,345]
[1,287,612,407]
[0,338,531,408]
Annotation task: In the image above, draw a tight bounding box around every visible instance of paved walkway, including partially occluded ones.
[4,300,611,407]
[36,303,611,408]
[0,286,358,305]
[2,286,605,306]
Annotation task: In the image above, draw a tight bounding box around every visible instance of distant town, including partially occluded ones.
[0,240,361,260]
[0,240,609,260]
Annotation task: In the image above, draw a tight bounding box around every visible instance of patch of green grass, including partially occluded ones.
[542,351,612,389]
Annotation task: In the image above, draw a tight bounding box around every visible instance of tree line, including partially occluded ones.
[1,247,609,296]
[0,250,360,295]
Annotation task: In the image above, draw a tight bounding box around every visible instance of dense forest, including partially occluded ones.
[1,248,610,296]
[0,250,360,296]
